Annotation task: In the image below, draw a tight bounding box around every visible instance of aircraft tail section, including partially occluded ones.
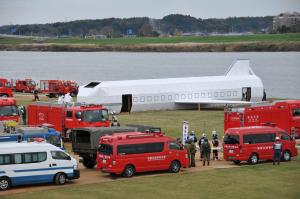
[225,59,255,76]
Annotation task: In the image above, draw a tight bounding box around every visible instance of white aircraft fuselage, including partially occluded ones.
[77,60,264,113]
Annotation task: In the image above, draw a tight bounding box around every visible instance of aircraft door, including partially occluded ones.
[121,94,132,113]
[242,87,251,101]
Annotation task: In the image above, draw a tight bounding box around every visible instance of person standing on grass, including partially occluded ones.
[18,105,26,125]
[273,137,282,165]
[211,130,219,160]
[33,87,39,101]
[184,139,192,168]
[202,139,211,166]
[198,133,208,161]
[111,116,120,127]
[189,138,197,167]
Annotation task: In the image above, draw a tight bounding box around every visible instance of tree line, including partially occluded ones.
[0,14,274,38]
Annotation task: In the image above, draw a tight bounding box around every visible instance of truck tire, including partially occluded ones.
[233,160,241,165]
[249,153,259,165]
[0,177,11,191]
[169,160,181,173]
[55,173,67,185]
[82,157,96,168]
[282,150,291,161]
[123,165,135,177]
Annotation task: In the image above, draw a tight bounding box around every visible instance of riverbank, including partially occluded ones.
[1,41,300,52]
[1,33,300,52]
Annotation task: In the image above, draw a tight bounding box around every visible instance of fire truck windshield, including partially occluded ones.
[27,80,36,86]
[0,106,18,116]
[5,82,11,88]
[71,83,77,87]
[224,134,240,144]
[98,144,113,155]
[82,109,109,122]
[47,135,63,148]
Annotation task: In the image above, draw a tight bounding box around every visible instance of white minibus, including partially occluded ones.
[0,142,80,191]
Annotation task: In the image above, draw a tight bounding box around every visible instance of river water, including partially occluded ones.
[0,51,299,99]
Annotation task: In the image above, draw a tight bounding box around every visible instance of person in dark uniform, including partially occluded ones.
[184,139,192,167]
[211,130,219,160]
[202,139,211,166]
[33,87,39,101]
[198,133,208,161]
[273,137,282,165]
[189,138,197,167]
[111,116,120,127]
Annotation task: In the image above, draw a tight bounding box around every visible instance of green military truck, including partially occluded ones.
[72,127,137,168]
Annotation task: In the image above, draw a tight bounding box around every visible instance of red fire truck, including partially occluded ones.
[40,80,79,97]
[97,132,189,177]
[223,126,298,164]
[0,78,13,97]
[15,79,36,93]
[0,98,19,131]
[27,102,110,138]
[224,100,300,138]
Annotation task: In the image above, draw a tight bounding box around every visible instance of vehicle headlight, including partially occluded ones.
[74,164,79,170]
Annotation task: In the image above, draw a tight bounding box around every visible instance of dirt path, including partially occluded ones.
[0,154,237,196]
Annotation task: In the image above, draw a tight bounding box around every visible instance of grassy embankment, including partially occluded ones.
[1,33,300,51]
[3,156,300,199]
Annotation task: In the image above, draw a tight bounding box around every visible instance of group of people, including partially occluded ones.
[183,130,219,167]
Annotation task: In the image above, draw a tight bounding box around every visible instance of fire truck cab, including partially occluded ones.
[15,79,36,93]
[224,100,300,138]
[0,78,13,97]
[40,80,79,98]
[27,102,110,138]
[0,98,19,122]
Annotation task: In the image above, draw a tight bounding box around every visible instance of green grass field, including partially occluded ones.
[10,94,299,199]
[1,33,300,45]
[3,156,300,199]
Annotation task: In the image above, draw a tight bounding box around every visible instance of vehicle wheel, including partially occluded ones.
[82,157,96,168]
[233,160,241,165]
[249,153,259,165]
[0,177,11,191]
[169,160,181,173]
[55,173,67,185]
[282,150,291,161]
[123,165,135,177]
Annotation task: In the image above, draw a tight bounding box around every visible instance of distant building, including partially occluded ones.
[273,12,300,32]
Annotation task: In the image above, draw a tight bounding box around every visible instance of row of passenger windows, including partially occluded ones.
[0,151,70,165]
[243,132,291,144]
[0,152,47,165]
[117,142,182,155]
[133,91,238,103]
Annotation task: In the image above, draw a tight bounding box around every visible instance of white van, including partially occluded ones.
[0,142,80,191]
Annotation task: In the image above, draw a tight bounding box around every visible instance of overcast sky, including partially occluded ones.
[0,0,299,26]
